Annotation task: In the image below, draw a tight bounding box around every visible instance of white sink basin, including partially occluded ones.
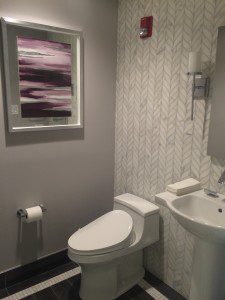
[156,189,225,300]
[167,194,225,243]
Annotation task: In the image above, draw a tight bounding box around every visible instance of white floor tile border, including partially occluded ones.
[2,267,169,300]
[3,267,81,300]
[139,279,169,300]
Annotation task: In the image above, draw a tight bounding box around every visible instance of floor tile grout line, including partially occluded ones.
[2,267,81,300]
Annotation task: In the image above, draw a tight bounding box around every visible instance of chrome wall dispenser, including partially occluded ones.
[187,52,210,120]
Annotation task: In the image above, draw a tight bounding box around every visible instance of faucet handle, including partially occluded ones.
[218,170,225,184]
[204,189,219,198]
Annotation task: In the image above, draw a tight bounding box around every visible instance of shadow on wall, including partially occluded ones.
[0,31,84,147]
[144,214,165,278]
[4,128,84,147]
[17,219,44,265]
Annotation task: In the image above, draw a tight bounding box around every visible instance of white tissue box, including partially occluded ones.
[166,178,201,196]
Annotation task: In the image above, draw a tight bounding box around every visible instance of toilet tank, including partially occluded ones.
[114,193,159,247]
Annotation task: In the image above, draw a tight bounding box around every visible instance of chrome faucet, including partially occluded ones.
[204,188,218,198]
[218,170,225,185]
[204,171,225,198]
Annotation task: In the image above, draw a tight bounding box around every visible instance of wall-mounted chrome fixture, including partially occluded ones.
[218,170,225,185]
[17,204,46,222]
[187,52,210,120]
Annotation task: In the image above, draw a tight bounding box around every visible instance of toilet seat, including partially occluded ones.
[68,210,133,256]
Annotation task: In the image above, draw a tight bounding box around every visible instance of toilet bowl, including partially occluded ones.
[68,193,159,300]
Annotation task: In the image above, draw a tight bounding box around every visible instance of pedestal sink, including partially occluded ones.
[155,189,225,300]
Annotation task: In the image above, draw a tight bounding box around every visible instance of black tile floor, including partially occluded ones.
[19,276,154,300]
[6,262,75,296]
[0,262,186,300]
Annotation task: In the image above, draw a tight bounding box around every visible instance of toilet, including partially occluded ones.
[68,193,159,300]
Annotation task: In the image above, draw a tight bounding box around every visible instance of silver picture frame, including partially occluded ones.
[1,17,83,132]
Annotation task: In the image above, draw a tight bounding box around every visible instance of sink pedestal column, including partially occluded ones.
[189,238,225,300]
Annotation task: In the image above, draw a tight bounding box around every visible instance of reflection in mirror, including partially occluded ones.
[208,26,225,159]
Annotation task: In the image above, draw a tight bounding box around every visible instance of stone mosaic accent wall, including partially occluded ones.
[115,0,225,297]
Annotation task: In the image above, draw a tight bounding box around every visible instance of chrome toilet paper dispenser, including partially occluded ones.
[17,204,46,221]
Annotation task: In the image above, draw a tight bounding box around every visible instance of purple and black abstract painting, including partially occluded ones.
[17,37,72,118]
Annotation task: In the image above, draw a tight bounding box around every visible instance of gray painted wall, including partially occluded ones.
[0,0,118,272]
[115,0,225,298]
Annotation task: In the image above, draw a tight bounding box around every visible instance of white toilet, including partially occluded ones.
[68,193,159,300]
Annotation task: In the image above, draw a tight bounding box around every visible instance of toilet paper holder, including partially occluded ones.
[17,205,47,219]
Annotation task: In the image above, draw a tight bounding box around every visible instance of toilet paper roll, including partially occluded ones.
[25,206,43,223]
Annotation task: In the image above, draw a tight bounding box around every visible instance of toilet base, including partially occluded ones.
[79,250,144,300]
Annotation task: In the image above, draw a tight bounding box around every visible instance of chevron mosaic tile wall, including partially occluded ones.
[115,0,225,298]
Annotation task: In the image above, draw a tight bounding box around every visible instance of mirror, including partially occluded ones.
[208,25,225,158]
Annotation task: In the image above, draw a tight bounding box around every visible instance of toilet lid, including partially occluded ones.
[68,210,133,255]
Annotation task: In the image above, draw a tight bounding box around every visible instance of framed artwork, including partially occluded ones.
[1,17,83,132]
